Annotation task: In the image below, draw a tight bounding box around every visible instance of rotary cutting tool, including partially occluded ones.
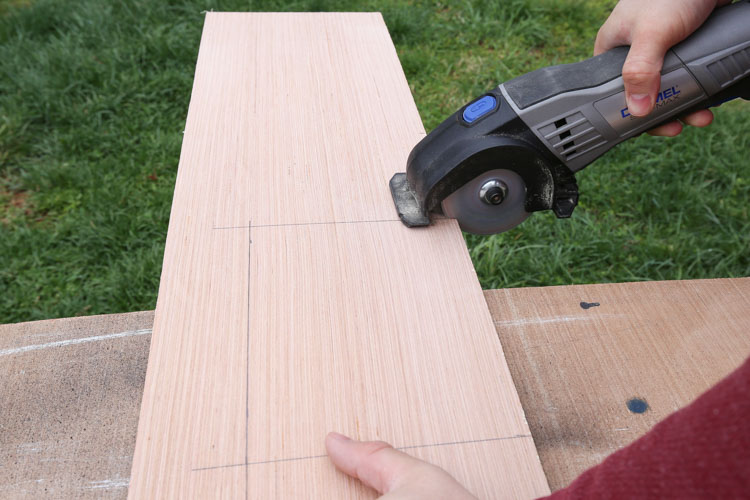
[390,1,750,235]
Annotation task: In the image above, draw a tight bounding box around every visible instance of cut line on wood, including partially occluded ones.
[245,220,251,500]
[192,434,534,471]
[213,217,452,231]
[213,219,404,230]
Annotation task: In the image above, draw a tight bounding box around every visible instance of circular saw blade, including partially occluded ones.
[441,169,530,235]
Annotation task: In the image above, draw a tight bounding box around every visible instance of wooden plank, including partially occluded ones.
[128,13,548,499]
[484,277,750,491]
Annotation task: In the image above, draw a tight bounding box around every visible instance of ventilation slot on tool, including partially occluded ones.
[538,112,606,161]
[707,47,750,88]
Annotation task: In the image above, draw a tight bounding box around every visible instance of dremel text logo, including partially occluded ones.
[620,86,681,118]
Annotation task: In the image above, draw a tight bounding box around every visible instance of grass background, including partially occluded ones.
[1,0,748,323]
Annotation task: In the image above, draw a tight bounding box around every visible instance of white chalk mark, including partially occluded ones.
[0,478,45,492]
[85,478,130,490]
[0,329,152,358]
[495,316,595,327]
[17,442,42,454]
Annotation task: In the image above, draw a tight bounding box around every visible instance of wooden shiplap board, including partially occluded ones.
[128,13,549,499]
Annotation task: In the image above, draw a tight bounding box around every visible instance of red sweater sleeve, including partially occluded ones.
[544,356,750,499]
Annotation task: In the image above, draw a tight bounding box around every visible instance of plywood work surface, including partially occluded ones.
[484,277,750,490]
[128,13,548,499]
[2,279,749,496]
[0,311,153,499]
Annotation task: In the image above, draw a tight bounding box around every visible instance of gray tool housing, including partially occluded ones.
[390,1,749,234]
[501,0,750,172]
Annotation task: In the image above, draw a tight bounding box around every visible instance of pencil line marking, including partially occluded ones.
[192,434,532,472]
[214,219,402,230]
[245,219,251,500]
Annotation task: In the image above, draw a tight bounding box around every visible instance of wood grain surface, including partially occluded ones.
[484,277,750,490]
[128,13,549,499]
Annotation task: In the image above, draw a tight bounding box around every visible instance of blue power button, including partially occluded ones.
[462,95,497,123]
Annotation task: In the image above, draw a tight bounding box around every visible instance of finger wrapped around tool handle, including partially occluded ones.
[501,0,750,172]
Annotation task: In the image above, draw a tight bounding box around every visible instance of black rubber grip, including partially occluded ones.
[504,47,628,110]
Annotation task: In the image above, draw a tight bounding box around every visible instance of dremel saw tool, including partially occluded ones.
[390,1,750,234]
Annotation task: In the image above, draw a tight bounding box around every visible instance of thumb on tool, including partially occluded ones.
[621,33,672,117]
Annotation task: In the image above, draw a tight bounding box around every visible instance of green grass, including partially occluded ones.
[1,0,748,323]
